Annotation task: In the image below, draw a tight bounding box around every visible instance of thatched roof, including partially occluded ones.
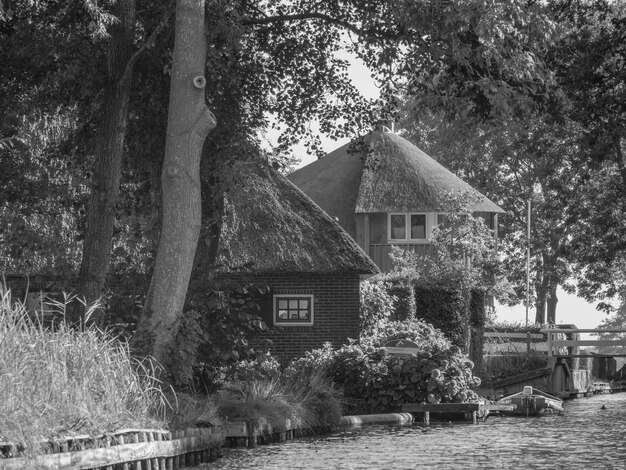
[215,159,379,275]
[288,130,504,237]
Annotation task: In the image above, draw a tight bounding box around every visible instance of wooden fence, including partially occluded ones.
[0,427,223,470]
[542,327,626,357]
[485,328,626,358]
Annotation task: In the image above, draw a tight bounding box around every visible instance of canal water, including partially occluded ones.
[206,392,626,469]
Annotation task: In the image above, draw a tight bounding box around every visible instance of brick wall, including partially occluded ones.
[6,272,363,364]
[250,273,361,364]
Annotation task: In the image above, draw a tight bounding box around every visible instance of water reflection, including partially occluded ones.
[207,393,626,469]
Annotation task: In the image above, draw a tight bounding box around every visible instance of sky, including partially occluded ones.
[495,290,607,331]
[265,48,612,334]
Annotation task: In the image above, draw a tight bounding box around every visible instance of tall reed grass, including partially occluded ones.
[217,366,343,432]
[0,286,168,455]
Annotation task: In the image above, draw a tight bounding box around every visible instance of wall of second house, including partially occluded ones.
[356,212,435,272]
[250,272,361,364]
[355,211,499,272]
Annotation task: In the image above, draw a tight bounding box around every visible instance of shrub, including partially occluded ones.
[362,318,450,353]
[382,272,416,321]
[413,284,471,350]
[283,366,343,429]
[288,323,481,415]
[359,279,395,337]
[486,321,544,334]
[222,355,282,384]
[172,278,273,391]
[216,365,343,432]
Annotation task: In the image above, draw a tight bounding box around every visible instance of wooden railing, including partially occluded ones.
[541,328,626,358]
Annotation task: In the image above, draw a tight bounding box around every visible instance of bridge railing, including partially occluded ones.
[541,328,626,358]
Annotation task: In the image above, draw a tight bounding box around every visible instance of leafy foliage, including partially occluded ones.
[413,285,471,350]
[595,303,626,355]
[359,278,395,338]
[391,191,499,292]
[380,272,416,322]
[287,335,480,415]
[171,279,272,391]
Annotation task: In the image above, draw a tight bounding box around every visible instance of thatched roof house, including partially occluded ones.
[216,159,378,275]
[212,158,378,361]
[288,128,504,272]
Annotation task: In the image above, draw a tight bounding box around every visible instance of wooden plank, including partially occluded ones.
[556,354,626,358]
[541,328,626,334]
[385,347,419,355]
[480,404,516,412]
[551,339,626,347]
[363,213,370,253]
[484,332,544,339]
[402,403,480,413]
[0,433,225,470]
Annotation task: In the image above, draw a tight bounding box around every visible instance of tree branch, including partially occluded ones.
[241,12,363,37]
[121,0,176,83]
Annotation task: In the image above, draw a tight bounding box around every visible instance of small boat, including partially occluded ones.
[496,386,564,416]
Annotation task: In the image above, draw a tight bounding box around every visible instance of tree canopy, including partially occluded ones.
[3,0,626,370]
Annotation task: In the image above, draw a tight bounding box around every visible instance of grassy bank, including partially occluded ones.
[0,287,167,455]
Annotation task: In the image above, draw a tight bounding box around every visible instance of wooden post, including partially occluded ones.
[527,331,531,355]
[132,433,142,470]
[143,433,152,470]
[187,429,197,467]
[101,435,112,470]
[364,213,370,256]
[472,411,477,424]
[118,435,129,470]
[547,330,553,357]
[157,432,165,469]
[423,411,430,425]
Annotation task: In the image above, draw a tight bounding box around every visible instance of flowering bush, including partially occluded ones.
[359,280,395,337]
[288,322,481,414]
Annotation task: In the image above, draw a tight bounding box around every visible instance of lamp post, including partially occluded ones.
[525,199,531,326]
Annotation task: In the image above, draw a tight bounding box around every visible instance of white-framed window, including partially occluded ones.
[273,294,314,326]
[388,213,432,242]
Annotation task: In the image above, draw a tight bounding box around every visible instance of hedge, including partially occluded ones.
[413,284,471,351]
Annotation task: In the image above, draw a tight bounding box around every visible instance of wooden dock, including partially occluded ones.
[401,403,515,425]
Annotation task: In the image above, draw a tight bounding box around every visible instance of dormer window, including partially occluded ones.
[388,213,429,242]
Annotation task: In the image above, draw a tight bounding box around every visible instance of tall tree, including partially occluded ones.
[131,0,215,365]
[74,1,175,324]
[400,111,584,324]
[74,0,137,323]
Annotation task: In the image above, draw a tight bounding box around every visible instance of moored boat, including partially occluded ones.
[496,386,564,416]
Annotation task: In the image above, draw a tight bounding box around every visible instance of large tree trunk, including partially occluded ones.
[544,248,560,325]
[534,254,546,324]
[132,0,216,369]
[74,0,136,325]
[546,284,558,325]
